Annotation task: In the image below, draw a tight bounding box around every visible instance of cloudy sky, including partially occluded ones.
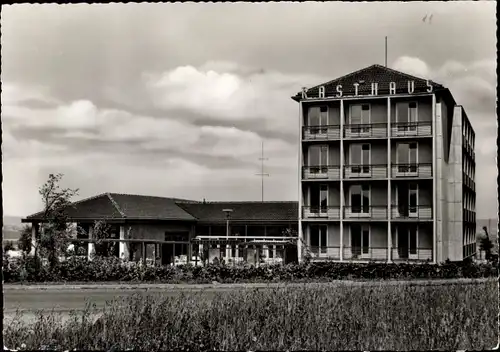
[1,2,497,219]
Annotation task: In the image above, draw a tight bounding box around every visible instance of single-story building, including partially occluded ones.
[22,193,299,266]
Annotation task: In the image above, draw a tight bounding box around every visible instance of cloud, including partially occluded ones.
[392,56,431,79]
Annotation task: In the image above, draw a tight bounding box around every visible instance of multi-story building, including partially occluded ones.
[293,64,476,263]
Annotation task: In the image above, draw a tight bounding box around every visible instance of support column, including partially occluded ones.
[387,96,392,262]
[30,223,38,256]
[88,225,95,261]
[340,99,344,261]
[119,225,129,261]
[297,100,304,263]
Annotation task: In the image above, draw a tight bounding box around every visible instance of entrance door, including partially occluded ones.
[351,224,370,258]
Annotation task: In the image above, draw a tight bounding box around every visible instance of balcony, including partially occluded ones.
[391,205,433,220]
[302,166,340,180]
[302,206,341,220]
[303,125,341,141]
[343,206,388,220]
[391,163,432,178]
[391,247,433,261]
[344,123,387,139]
[391,121,432,137]
[310,246,341,260]
[344,164,388,179]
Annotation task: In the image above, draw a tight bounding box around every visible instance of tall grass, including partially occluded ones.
[4,281,497,350]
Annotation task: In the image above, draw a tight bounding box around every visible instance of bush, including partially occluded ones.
[2,256,498,283]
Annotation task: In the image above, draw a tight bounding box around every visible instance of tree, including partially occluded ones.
[17,224,33,253]
[3,241,15,254]
[479,226,494,261]
[36,173,79,268]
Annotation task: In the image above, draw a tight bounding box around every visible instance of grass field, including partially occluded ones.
[3,280,498,351]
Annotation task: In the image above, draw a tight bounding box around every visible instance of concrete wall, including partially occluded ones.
[445,106,464,261]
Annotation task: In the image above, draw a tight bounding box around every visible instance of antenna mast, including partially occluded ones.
[385,36,388,67]
[255,141,269,202]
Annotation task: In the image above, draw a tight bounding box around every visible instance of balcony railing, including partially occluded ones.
[303,125,341,141]
[302,166,340,180]
[391,247,433,261]
[343,205,388,219]
[391,205,433,220]
[309,246,341,260]
[391,121,432,137]
[343,246,388,261]
[306,246,433,262]
[302,206,341,219]
[344,164,388,179]
[391,163,432,178]
[344,123,387,139]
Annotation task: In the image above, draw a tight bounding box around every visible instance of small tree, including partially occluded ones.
[479,226,494,261]
[36,173,79,268]
[18,224,33,254]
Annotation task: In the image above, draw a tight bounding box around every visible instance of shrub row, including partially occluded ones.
[2,255,498,283]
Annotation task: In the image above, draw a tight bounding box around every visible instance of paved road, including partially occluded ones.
[4,278,494,314]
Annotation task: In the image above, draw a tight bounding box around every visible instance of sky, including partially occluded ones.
[1,2,497,219]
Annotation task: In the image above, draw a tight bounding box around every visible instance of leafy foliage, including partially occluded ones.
[17,225,33,253]
[35,173,79,268]
[3,256,497,283]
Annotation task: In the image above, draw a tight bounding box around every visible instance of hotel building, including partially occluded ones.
[293,64,476,263]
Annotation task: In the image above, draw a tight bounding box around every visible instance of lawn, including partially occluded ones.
[3,280,497,351]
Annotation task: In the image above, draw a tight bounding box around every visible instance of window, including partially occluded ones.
[397,142,418,173]
[310,225,328,254]
[351,224,370,256]
[350,144,371,174]
[350,104,370,134]
[309,106,328,134]
[351,184,370,213]
[309,145,328,173]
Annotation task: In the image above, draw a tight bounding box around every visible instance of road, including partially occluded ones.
[4,278,495,324]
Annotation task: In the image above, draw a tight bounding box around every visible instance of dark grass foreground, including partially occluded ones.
[4,281,497,351]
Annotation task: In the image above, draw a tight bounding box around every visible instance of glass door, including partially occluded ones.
[310,184,328,215]
[349,104,370,136]
[409,183,418,217]
[350,184,370,216]
[309,106,328,135]
[309,145,328,176]
[351,224,370,258]
[310,225,328,255]
[397,142,418,175]
[350,143,371,176]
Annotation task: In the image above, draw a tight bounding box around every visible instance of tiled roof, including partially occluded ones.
[23,193,299,223]
[292,64,446,100]
[25,193,124,221]
[176,201,299,222]
[24,193,198,221]
[108,193,197,221]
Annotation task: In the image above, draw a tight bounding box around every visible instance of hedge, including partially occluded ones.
[2,255,498,283]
